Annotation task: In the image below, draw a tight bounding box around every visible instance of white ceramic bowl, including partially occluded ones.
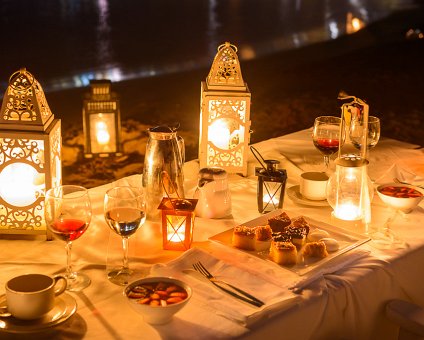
[376,183,424,213]
[124,277,192,325]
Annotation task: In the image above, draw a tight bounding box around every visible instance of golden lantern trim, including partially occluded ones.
[207,42,246,90]
[0,68,54,131]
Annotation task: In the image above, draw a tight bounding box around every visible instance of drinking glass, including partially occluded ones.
[312,116,342,170]
[350,116,380,150]
[45,185,92,291]
[104,186,146,285]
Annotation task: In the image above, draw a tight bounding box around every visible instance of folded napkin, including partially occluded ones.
[288,249,371,293]
[374,164,424,187]
[150,247,302,327]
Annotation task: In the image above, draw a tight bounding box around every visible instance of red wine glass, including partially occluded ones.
[104,186,146,286]
[312,116,342,170]
[45,185,92,291]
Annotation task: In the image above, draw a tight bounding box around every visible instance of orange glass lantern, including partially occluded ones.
[0,68,61,239]
[82,79,122,157]
[158,198,198,251]
[199,42,251,176]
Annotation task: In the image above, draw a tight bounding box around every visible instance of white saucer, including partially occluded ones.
[287,185,329,207]
[0,293,77,334]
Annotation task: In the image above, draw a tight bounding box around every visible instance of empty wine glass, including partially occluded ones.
[350,116,380,150]
[312,116,342,170]
[104,186,146,286]
[45,185,92,291]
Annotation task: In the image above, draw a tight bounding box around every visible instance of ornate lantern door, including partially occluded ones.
[0,68,61,239]
[199,42,251,176]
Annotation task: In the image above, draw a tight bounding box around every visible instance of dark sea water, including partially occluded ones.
[0,0,417,93]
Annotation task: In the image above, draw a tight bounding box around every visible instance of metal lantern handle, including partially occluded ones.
[217,42,238,53]
[161,170,181,210]
[250,146,270,175]
[9,67,35,90]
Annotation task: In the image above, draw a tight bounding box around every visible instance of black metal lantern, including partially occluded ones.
[251,146,287,214]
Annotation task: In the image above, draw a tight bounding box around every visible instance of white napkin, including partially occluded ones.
[288,249,371,293]
[150,247,301,327]
[375,164,424,187]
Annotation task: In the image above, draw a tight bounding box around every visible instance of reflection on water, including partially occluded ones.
[0,0,416,93]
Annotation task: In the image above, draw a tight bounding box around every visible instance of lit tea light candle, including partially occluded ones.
[262,194,279,206]
[335,202,362,221]
[158,198,198,251]
[0,163,43,207]
[167,217,186,243]
[95,121,111,145]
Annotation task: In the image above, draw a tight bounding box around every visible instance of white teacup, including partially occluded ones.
[300,172,329,201]
[6,274,67,320]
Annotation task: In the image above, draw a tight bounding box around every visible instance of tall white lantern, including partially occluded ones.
[0,68,61,239]
[199,42,251,176]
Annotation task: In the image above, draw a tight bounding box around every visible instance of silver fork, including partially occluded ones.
[393,178,424,189]
[192,261,264,307]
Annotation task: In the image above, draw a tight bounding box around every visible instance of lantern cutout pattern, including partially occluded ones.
[83,79,122,157]
[0,68,61,239]
[199,42,251,176]
[158,198,198,251]
[251,146,287,214]
[326,92,372,225]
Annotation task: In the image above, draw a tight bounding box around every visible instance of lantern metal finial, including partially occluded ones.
[1,68,53,131]
[207,41,245,89]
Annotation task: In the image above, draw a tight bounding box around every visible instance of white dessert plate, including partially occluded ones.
[209,209,370,276]
[287,185,329,207]
[0,293,77,334]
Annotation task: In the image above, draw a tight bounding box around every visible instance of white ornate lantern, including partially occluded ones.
[199,42,251,176]
[83,79,122,157]
[0,68,61,239]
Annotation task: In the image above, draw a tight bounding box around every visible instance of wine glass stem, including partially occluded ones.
[324,155,330,170]
[66,241,74,279]
[122,236,129,270]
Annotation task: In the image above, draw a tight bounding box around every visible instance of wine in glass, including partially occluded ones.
[350,115,380,150]
[45,185,92,291]
[104,186,146,286]
[312,116,342,170]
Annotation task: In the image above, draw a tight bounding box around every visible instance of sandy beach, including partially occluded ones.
[41,7,424,187]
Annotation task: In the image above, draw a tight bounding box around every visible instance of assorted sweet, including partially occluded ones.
[268,211,291,232]
[254,225,273,251]
[231,211,342,266]
[308,229,330,242]
[270,241,297,265]
[303,241,329,259]
[320,237,340,252]
[232,225,272,251]
[127,281,188,306]
[232,225,256,250]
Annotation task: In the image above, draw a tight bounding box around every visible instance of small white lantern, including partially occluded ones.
[82,80,122,157]
[199,42,251,176]
[0,68,61,239]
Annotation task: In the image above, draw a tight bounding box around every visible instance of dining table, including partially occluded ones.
[0,127,423,340]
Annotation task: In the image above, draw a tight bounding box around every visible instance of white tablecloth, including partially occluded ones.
[1,128,423,339]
